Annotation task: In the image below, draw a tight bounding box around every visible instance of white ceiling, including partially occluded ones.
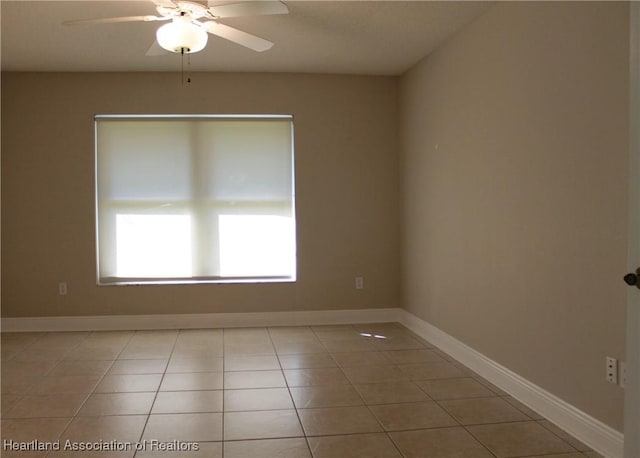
[1,1,490,75]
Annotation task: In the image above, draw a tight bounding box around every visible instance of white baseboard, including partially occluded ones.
[398,309,624,458]
[0,307,401,332]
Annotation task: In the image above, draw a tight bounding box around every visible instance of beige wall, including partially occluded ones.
[400,2,629,431]
[1,72,400,317]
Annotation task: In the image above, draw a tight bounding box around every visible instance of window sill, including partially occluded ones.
[97,276,296,286]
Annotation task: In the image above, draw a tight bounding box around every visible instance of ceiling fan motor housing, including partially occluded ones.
[156,1,210,20]
[156,15,208,53]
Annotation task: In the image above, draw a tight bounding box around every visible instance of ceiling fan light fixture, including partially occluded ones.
[156,16,207,54]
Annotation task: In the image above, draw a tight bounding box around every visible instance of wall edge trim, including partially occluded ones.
[398,309,624,458]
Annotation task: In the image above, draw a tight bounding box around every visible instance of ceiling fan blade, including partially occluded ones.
[207,1,288,18]
[202,21,274,52]
[63,15,168,26]
[146,40,169,56]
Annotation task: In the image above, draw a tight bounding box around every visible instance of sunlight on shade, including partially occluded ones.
[116,214,192,277]
[219,214,295,277]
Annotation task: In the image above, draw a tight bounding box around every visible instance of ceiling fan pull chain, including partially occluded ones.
[177,47,192,86]
[181,47,185,85]
[187,51,192,84]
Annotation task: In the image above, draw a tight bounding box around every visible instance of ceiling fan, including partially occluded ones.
[63,0,288,55]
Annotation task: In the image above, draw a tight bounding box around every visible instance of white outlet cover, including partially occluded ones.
[606,356,618,384]
[58,282,68,295]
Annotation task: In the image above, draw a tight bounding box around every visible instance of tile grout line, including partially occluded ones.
[132,329,179,458]
[222,327,227,458]
[426,392,501,458]
[41,329,132,458]
[408,360,587,454]
[535,419,593,454]
[267,325,314,458]
[204,328,224,449]
[461,419,581,458]
[342,323,414,458]
[3,331,84,441]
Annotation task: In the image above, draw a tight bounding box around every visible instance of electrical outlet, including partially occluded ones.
[355,277,364,290]
[606,356,618,384]
[620,361,627,389]
[58,282,68,296]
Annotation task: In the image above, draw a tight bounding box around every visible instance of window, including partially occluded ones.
[95,115,296,284]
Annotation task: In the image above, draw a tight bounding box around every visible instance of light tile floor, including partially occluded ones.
[1,323,604,457]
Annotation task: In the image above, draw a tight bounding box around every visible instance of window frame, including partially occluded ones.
[94,114,297,286]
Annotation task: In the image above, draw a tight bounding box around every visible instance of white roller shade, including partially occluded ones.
[197,121,293,201]
[95,115,295,284]
[98,121,192,201]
